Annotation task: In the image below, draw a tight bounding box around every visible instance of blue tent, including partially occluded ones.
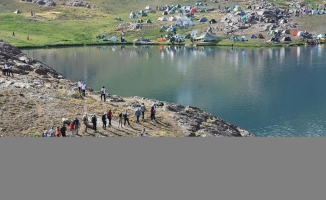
[199,17,207,22]
[239,11,246,16]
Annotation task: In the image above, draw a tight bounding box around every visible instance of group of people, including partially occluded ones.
[77,79,87,96]
[42,117,80,137]
[2,63,14,76]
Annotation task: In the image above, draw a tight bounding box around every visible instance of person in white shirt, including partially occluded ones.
[100,86,106,102]
[81,82,86,96]
[3,63,8,76]
[77,80,82,93]
[48,127,55,137]
[141,128,147,137]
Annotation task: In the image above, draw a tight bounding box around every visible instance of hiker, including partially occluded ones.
[8,64,13,76]
[140,103,146,120]
[48,127,55,137]
[60,124,67,137]
[42,130,47,137]
[13,32,15,37]
[107,109,113,126]
[92,114,97,131]
[81,82,86,96]
[118,112,123,128]
[141,128,147,137]
[69,121,75,137]
[3,63,8,76]
[135,108,141,123]
[123,110,130,126]
[150,106,156,120]
[82,113,89,132]
[27,35,29,40]
[74,117,79,135]
[100,86,106,102]
[77,80,82,93]
[55,126,61,137]
[102,112,107,129]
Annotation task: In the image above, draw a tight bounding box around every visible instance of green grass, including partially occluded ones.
[0,0,324,47]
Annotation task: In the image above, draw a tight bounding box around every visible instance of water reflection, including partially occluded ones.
[22,44,326,136]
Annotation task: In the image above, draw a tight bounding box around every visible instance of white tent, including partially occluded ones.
[169,16,177,21]
[233,5,241,11]
[129,12,136,18]
[158,17,168,21]
[110,36,118,42]
[195,33,219,41]
[241,36,248,41]
[145,5,152,10]
[297,31,304,36]
[176,16,194,26]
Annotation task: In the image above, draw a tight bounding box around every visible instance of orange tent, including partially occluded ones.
[191,7,198,13]
[157,38,165,42]
[293,30,299,36]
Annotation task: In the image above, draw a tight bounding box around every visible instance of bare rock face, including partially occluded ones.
[166,104,254,137]
[0,40,64,79]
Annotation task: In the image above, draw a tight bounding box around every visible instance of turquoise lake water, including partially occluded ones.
[22,44,326,136]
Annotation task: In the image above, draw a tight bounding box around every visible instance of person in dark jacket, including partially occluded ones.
[92,114,97,131]
[60,124,67,137]
[102,112,107,129]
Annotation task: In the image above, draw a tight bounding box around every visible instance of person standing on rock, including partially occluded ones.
[82,113,89,132]
[69,121,75,137]
[92,114,97,132]
[60,124,67,137]
[74,117,79,135]
[102,112,107,129]
[81,82,86,96]
[107,109,113,126]
[100,86,106,102]
[123,110,130,127]
[4,63,8,76]
[118,112,123,128]
[135,108,141,123]
[140,103,146,120]
[8,64,13,76]
[150,106,156,121]
[77,80,82,93]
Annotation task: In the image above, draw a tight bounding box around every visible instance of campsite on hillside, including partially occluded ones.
[0,0,325,47]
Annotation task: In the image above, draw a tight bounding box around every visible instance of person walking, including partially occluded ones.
[100,86,106,102]
[102,112,107,129]
[8,64,13,76]
[123,110,130,127]
[69,121,75,137]
[4,63,8,76]
[77,80,82,93]
[60,124,67,137]
[118,112,123,128]
[74,117,79,135]
[92,114,97,131]
[82,113,89,132]
[81,82,86,96]
[140,103,146,120]
[107,109,113,126]
[150,106,156,120]
[135,108,141,123]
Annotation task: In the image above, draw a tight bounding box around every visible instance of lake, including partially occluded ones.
[22,44,326,136]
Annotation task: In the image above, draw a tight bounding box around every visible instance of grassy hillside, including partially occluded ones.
[0,0,324,47]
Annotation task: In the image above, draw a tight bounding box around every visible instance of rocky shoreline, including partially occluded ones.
[0,40,254,137]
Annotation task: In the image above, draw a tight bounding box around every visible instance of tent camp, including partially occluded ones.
[190,7,198,13]
[146,19,152,23]
[169,16,177,21]
[129,12,136,18]
[158,17,168,21]
[199,17,207,22]
[209,19,217,24]
[176,16,194,27]
[281,36,292,41]
[195,33,219,42]
[145,5,152,10]
[13,10,21,14]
